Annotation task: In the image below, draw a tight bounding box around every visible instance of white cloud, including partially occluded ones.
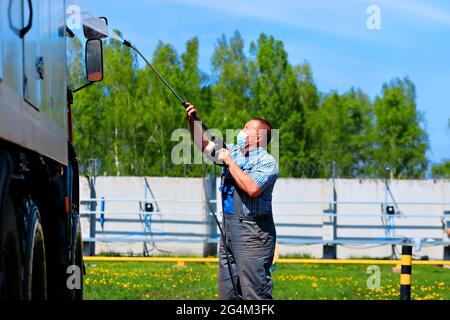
[169,0,371,39]
[372,0,450,26]
[173,0,450,34]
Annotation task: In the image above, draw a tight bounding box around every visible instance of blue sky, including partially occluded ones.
[75,0,450,165]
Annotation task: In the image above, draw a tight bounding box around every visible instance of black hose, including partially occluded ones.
[123,39,240,299]
[126,42,186,105]
[202,163,242,300]
[122,39,226,147]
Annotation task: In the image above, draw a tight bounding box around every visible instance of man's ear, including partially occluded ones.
[256,134,263,147]
[258,129,269,147]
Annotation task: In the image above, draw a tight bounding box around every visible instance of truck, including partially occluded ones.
[0,0,105,299]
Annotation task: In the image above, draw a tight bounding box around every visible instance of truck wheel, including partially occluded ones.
[0,151,23,299]
[23,199,47,300]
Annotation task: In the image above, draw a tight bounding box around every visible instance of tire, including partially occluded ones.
[23,199,47,300]
[0,151,23,300]
[43,172,80,301]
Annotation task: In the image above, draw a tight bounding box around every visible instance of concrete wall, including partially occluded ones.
[79,177,450,259]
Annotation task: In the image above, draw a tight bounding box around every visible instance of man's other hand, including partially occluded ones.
[218,148,232,167]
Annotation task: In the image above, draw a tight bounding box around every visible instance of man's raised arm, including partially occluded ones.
[185,103,214,153]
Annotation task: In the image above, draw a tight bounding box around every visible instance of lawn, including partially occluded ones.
[83,261,449,300]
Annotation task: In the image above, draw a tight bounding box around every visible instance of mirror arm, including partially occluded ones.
[66,26,75,39]
[73,81,94,93]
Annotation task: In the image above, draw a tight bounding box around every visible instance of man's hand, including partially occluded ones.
[185,103,211,152]
[218,148,233,167]
[221,148,262,198]
[185,103,196,122]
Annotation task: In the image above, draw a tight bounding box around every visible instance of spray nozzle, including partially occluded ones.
[123,39,132,48]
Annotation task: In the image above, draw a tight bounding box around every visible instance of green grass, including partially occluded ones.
[84,261,450,300]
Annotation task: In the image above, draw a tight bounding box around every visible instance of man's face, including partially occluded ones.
[242,120,261,147]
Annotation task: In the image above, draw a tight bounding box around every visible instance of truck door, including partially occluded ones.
[23,0,66,126]
[1,0,24,94]
[23,0,43,110]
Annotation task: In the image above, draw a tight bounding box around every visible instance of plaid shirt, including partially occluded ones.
[222,144,279,217]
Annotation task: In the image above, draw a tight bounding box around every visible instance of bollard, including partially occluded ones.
[444,211,450,263]
[400,245,412,300]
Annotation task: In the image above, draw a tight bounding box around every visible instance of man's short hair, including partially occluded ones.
[252,117,273,145]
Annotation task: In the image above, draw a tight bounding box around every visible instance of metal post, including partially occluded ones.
[86,177,97,256]
[100,196,105,230]
[400,245,412,300]
[323,161,337,259]
[322,207,336,259]
[203,172,218,257]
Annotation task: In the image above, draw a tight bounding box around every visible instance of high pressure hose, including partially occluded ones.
[202,163,242,300]
[122,40,212,133]
[122,38,242,300]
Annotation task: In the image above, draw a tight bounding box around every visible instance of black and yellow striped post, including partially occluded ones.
[400,245,412,300]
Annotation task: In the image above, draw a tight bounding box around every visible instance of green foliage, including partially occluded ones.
[432,161,450,178]
[249,34,304,176]
[373,78,429,178]
[309,88,375,177]
[69,31,430,178]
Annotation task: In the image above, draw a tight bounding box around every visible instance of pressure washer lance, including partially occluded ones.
[122,39,242,300]
[123,41,212,134]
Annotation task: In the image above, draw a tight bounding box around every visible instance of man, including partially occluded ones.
[185,103,278,300]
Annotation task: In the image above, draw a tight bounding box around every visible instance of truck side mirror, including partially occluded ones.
[85,39,103,82]
[83,17,108,40]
